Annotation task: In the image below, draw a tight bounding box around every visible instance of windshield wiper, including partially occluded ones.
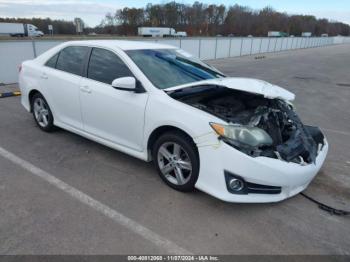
[176,56,226,78]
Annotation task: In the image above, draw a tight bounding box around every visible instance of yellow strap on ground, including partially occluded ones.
[0,91,21,98]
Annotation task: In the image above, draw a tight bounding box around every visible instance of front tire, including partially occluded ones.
[152,131,199,192]
[31,93,55,132]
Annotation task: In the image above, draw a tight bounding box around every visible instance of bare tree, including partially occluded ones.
[5,1,347,36]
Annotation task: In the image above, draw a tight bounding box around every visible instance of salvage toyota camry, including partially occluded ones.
[19,40,328,203]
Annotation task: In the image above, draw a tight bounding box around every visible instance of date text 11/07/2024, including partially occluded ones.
[127,255,219,261]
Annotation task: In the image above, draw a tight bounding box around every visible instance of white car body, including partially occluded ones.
[19,40,328,203]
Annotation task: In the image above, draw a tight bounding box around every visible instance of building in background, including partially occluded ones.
[74,18,84,35]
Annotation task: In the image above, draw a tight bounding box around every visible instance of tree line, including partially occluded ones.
[99,2,350,37]
[1,2,349,37]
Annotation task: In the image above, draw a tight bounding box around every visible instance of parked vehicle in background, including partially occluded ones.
[0,22,44,37]
[176,31,187,37]
[268,31,288,37]
[302,32,312,37]
[321,34,329,37]
[138,27,186,37]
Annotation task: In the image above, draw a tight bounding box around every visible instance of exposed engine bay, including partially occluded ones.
[169,85,325,165]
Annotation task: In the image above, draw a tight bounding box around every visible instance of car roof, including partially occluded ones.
[64,40,176,51]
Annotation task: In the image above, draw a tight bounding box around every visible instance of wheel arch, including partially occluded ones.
[28,89,42,112]
[146,125,198,161]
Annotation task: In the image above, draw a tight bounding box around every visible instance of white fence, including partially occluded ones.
[1,36,349,84]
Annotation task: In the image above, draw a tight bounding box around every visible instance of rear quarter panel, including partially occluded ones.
[19,60,43,111]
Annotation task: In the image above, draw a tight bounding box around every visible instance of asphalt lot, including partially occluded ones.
[0,44,349,255]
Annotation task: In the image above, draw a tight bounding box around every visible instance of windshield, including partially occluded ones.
[126,49,225,89]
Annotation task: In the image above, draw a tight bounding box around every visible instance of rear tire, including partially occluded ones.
[152,131,199,192]
[31,93,55,132]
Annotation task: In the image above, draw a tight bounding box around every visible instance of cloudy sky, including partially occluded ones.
[0,0,349,27]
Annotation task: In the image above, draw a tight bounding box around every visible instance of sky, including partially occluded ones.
[0,0,349,27]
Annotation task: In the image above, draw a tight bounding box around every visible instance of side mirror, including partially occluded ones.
[112,77,136,91]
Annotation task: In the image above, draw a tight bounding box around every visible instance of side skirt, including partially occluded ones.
[54,120,150,162]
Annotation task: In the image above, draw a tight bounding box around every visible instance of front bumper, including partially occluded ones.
[194,136,328,203]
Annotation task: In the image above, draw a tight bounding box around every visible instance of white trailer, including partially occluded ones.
[0,23,44,37]
[268,31,288,37]
[302,32,312,37]
[138,27,178,37]
[268,31,280,37]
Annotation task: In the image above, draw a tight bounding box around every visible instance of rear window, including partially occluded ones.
[56,46,89,76]
[45,53,59,68]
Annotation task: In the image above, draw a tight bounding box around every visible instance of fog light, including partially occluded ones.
[228,178,244,191]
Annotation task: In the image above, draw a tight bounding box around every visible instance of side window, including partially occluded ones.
[45,53,59,68]
[56,46,89,76]
[88,48,133,85]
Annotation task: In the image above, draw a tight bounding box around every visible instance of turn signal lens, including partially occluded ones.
[210,123,226,136]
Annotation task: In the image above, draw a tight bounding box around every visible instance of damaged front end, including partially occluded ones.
[169,85,325,165]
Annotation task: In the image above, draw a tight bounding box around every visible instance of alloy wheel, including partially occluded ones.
[33,97,50,128]
[157,142,193,185]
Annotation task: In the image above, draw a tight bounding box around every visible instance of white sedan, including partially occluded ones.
[19,40,328,203]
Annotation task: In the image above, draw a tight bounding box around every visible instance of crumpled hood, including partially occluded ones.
[165,77,295,101]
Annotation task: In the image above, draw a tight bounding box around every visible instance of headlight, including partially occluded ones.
[210,123,273,147]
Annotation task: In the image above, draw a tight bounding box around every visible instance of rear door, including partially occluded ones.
[79,47,148,151]
[43,46,89,130]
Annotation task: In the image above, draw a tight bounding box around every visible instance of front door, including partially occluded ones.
[79,47,148,151]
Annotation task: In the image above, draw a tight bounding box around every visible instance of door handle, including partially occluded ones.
[40,73,48,80]
[80,85,91,94]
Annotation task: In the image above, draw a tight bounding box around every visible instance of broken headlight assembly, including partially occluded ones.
[210,123,273,149]
[173,86,324,164]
